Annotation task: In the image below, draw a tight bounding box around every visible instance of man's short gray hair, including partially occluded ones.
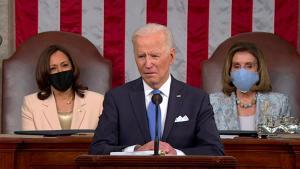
[132,23,173,50]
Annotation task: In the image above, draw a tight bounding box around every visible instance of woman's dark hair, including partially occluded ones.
[36,45,88,100]
[222,42,272,96]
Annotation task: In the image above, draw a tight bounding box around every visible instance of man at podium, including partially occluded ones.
[89,23,224,156]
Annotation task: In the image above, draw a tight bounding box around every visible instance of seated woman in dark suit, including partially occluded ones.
[210,42,291,130]
[21,45,104,130]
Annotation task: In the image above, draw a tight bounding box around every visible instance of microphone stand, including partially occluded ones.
[154,103,159,155]
[152,93,162,156]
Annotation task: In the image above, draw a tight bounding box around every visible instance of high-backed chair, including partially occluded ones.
[2,31,112,133]
[202,32,300,118]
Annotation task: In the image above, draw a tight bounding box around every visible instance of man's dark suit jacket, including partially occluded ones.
[89,76,224,155]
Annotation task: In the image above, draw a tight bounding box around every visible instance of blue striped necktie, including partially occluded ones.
[147,90,162,140]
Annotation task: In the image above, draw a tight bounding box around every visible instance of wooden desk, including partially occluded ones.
[0,135,92,169]
[223,137,299,169]
[0,135,300,169]
[76,155,237,169]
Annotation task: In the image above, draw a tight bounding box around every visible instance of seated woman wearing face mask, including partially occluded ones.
[209,42,291,131]
[21,45,104,130]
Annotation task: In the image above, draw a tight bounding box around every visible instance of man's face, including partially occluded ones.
[133,31,175,89]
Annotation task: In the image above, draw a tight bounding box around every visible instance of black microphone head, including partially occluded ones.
[151,94,163,105]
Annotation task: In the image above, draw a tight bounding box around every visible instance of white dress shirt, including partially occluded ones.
[143,74,171,135]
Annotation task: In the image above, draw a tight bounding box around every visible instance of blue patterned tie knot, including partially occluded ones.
[152,89,161,95]
[147,90,162,140]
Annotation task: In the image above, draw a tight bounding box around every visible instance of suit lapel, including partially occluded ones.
[162,77,184,141]
[71,94,86,129]
[129,78,151,141]
[42,94,61,130]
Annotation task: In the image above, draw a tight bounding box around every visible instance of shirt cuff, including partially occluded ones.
[123,145,185,156]
[122,145,136,152]
[175,149,186,156]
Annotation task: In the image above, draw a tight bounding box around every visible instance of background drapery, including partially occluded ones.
[15,0,298,88]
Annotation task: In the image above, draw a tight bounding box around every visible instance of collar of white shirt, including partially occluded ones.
[142,74,171,97]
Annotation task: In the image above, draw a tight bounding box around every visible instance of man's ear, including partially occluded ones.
[169,48,175,64]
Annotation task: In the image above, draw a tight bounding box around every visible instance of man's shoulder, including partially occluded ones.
[186,85,207,95]
[107,78,142,95]
[171,78,208,97]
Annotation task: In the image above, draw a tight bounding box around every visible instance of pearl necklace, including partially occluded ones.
[236,94,257,109]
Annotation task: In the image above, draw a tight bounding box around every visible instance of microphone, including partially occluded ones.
[151,93,163,156]
[0,35,2,46]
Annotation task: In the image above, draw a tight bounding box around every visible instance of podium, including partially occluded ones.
[76,155,237,169]
[1,135,300,168]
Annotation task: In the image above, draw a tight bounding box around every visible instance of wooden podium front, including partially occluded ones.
[76,155,237,169]
[1,135,300,168]
[0,135,92,169]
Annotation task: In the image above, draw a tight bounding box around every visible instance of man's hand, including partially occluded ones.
[134,141,177,155]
